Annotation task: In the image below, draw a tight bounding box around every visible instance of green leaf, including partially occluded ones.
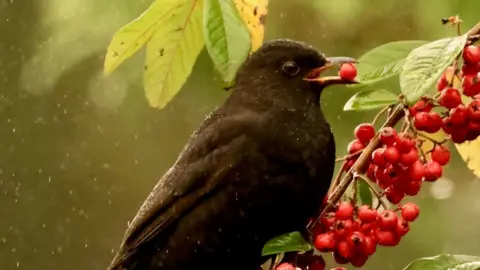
[403,254,480,270]
[400,35,468,104]
[262,231,313,256]
[353,40,428,86]
[357,180,373,207]
[104,0,179,74]
[343,89,398,111]
[203,0,251,85]
[144,0,205,109]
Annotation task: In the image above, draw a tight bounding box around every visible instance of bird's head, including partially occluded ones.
[234,39,357,106]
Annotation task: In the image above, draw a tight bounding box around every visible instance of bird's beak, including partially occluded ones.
[304,56,359,85]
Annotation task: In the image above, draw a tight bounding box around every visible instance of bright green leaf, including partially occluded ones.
[403,254,480,270]
[104,0,181,74]
[357,180,373,207]
[400,35,468,104]
[352,40,428,86]
[343,89,398,111]
[144,0,205,109]
[262,231,313,256]
[203,0,251,85]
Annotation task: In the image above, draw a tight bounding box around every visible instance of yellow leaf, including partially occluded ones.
[419,130,446,161]
[456,138,480,177]
[143,0,205,109]
[233,0,269,52]
[104,0,177,74]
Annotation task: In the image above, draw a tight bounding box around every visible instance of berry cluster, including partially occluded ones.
[414,44,480,144]
[309,202,419,268]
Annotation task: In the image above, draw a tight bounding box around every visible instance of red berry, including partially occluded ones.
[409,97,434,116]
[468,99,480,120]
[276,262,296,270]
[347,139,366,154]
[336,202,354,220]
[408,160,425,182]
[451,128,468,143]
[371,148,387,166]
[337,240,354,259]
[350,252,368,268]
[463,75,480,97]
[405,180,422,196]
[358,205,377,223]
[462,63,480,75]
[439,87,462,109]
[384,146,400,163]
[376,229,400,246]
[361,235,377,255]
[377,210,398,229]
[314,233,336,252]
[436,74,448,91]
[380,127,397,146]
[321,212,336,228]
[463,45,480,64]
[400,148,419,166]
[396,133,416,153]
[338,63,357,80]
[424,160,443,182]
[308,260,326,270]
[346,231,366,251]
[450,105,469,126]
[333,251,350,264]
[396,219,410,236]
[425,112,443,133]
[354,123,375,143]
[401,202,420,222]
[335,220,355,238]
[413,112,430,131]
[431,145,451,166]
[385,188,404,204]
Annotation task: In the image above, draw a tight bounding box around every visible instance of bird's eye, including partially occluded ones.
[282,61,300,76]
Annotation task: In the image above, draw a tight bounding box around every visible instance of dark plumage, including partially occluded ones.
[107,39,356,270]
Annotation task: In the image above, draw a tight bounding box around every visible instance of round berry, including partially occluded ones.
[347,139,365,154]
[408,160,425,182]
[396,133,416,153]
[414,112,430,131]
[335,202,354,220]
[463,45,480,64]
[451,128,468,144]
[468,100,480,120]
[335,220,355,238]
[439,87,462,109]
[358,205,377,223]
[426,112,443,133]
[338,63,357,80]
[371,148,387,166]
[424,160,443,182]
[350,252,368,268]
[450,105,468,126]
[409,97,434,116]
[376,229,400,246]
[321,212,336,228]
[404,180,422,196]
[308,260,326,270]
[384,146,400,163]
[396,219,410,236]
[378,210,398,229]
[346,231,366,251]
[380,127,397,146]
[400,148,419,166]
[337,240,354,259]
[361,235,377,255]
[462,62,480,75]
[314,233,336,252]
[333,251,349,265]
[354,123,376,143]
[385,188,404,204]
[463,75,480,97]
[431,145,451,166]
[401,202,420,222]
[276,262,296,270]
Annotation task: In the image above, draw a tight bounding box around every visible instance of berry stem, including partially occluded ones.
[328,161,348,194]
[335,150,362,162]
[322,104,406,216]
[371,105,391,127]
[416,131,448,145]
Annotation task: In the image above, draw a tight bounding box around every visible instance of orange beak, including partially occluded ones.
[304,56,358,85]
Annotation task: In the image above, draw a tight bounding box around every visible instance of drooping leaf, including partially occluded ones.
[343,89,398,111]
[104,0,180,74]
[203,0,251,85]
[357,180,373,207]
[400,35,468,104]
[403,254,480,270]
[455,137,480,177]
[352,40,428,86]
[262,231,313,256]
[232,0,269,52]
[143,0,205,109]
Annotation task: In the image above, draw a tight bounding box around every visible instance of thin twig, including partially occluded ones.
[328,161,347,194]
[372,105,390,127]
[335,150,362,162]
[417,132,448,145]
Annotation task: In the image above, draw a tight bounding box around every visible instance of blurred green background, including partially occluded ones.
[1,0,480,269]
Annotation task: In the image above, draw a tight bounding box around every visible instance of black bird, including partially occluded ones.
[108,39,357,270]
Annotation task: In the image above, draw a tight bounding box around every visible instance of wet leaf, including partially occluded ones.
[262,231,313,256]
[143,0,205,109]
[353,40,428,86]
[344,89,398,111]
[403,254,480,270]
[400,35,468,104]
[233,0,269,52]
[203,0,251,85]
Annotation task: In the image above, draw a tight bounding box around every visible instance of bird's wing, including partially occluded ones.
[108,110,261,269]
